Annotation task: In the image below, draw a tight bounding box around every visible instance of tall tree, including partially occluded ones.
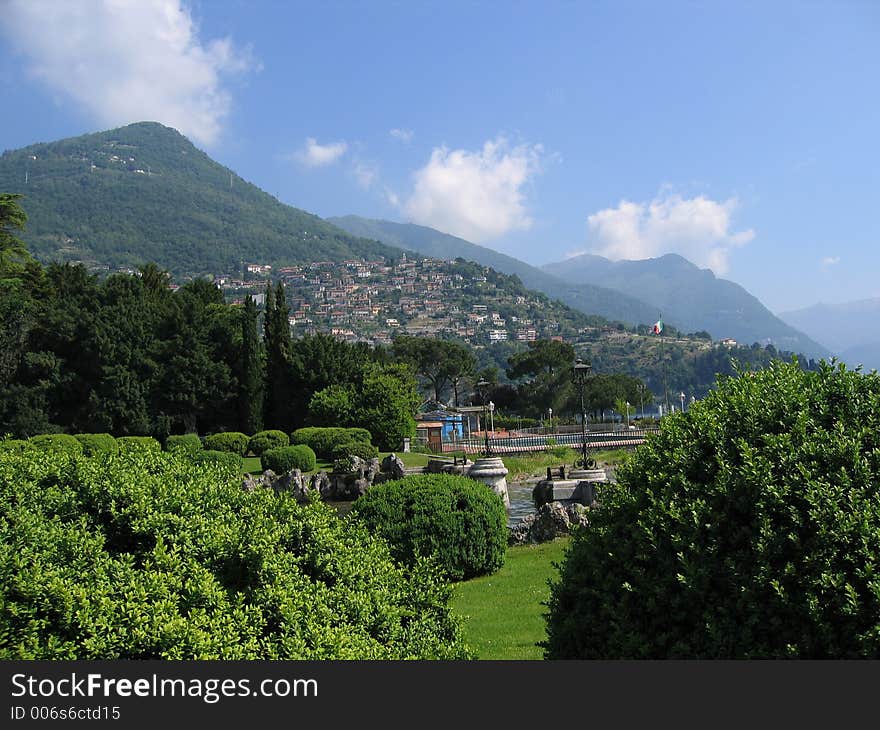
[239,294,264,433]
[392,335,476,405]
[263,281,294,431]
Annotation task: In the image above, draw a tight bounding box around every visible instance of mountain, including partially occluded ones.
[327,215,660,328]
[778,298,880,371]
[0,122,402,275]
[541,252,830,359]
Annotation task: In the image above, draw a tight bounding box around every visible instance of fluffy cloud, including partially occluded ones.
[0,0,258,146]
[296,138,348,167]
[582,192,755,274]
[352,160,378,188]
[403,137,543,242]
[821,256,840,267]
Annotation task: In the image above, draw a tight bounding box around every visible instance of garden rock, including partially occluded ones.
[380,453,406,480]
[508,502,591,545]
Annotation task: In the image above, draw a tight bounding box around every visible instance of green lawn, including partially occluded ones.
[451,537,571,660]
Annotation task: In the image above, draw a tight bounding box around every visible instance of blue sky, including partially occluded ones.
[1,0,878,312]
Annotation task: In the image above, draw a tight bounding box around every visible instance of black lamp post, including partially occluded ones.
[476,378,491,456]
[572,358,595,469]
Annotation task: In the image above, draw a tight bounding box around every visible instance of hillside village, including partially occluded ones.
[212,253,613,348]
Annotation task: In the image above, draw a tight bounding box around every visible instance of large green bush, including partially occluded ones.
[331,440,380,462]
[261,445,317,474]
[0,448,470,659]
[348,474,507,581]
[0,439,27,454]
[74,433,118,457]
[247,430,290,457]
[192,449,243,474]
[291,427,370,460]
[27,433,83,456]
[202,431,249,456]
[165,433,203,457]
[544,360,880,659]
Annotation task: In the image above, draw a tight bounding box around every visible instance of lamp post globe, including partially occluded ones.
[476,378,491,456]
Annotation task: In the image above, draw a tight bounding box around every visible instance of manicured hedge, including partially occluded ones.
[0,448,470,659]
[27,434,83,456]
[74,433,118,457]
[0,440,27,454]
[203,432,249,456]
[331,440,379,462]
[261,445,317,474]
[291,427,371,460]
[247,430,289,457]
[192,449,243,474]
[165,433,203,457]
[116,436,162,454]
[348,473,507,581]
[544,360,880,659]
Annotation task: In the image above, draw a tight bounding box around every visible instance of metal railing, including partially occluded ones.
[436,428,658,455]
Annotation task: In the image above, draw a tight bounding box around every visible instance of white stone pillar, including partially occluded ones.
[467,456,510,509]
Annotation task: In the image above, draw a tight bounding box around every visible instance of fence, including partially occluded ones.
[432,427,658,455]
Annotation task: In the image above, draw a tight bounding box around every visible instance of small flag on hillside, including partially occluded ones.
[652,318,663,334]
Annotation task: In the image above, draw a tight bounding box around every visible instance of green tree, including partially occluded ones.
[239,294,264,433]
[353,364,420,450]
[392,335,476,405]
[545,359,880,658]
[263,281,295,431]
[0,193,33,277]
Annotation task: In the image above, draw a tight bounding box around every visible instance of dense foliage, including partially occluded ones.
[291,427,372,460]
[192,449,243,473]
[202,431,249,456]
[544,359,880,658]
[348,474,508,581]
[0,448,471,659]
[247,429,289,457]
[116,436,161,454]
[27,433,83,456]
[164,433,202,457]
[73,433,117,457]
[261,444,317,474]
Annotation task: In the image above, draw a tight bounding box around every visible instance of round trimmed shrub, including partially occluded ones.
[291,427,371,460]
[261,445,317,474]
[0,439,27,454]
[331,440,379,462]
[203,432,249,456]
[116,436,161,454]
[74,433,118,457]
[247,430,289,457]
[0,447,470,659]
[165,433,203,457]
[27,433,83,456]
[348,473,507,581]
[544,360,880,659]
[192,449,243,474]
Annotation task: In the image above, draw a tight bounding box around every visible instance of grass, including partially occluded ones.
[451,537,571,660]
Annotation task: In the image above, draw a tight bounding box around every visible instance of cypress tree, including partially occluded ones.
[239,294,264,433]
[263,281,294,431]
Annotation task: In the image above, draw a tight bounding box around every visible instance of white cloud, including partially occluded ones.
[390,128,414,143]
[296,137,348,167]
[821,256,840,267]
[0,0,258,146]
[403,137,543,242]
[585,192,755,274]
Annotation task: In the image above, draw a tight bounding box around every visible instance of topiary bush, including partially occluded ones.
[165,433,203,457]
[544,359,880,659]
[261,445,317,474]
[192,449,243,474]
[247,430,290,457]
[0,447,470,659]
[348,473,507,581]
[74,433,118,457]
[290,427,371,460]
[0,439,27,454]
[331,440,380,463]
[202,431,249,456]
[116,436,161,454]
[27,433,84,456]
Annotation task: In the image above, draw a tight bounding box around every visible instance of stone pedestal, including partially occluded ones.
[467,456,510,509]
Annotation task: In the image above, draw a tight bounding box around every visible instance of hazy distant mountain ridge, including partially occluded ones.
[778,298,880,371]
[0,122,402,275]
[327,216,661,327]
[542,252,830,359]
